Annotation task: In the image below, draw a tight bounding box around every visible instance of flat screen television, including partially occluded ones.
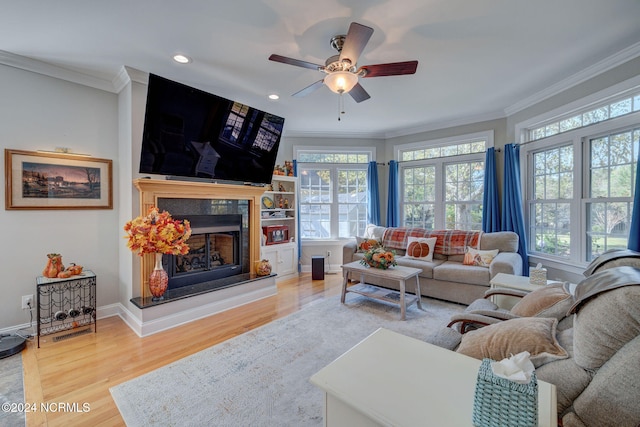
[139,73,284,185]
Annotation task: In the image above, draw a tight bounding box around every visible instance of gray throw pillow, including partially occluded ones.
[510,282,573,321]
[456,317,568,367]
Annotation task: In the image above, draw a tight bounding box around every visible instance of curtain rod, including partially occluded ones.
[298,149,503,167]
[387,148,501,165]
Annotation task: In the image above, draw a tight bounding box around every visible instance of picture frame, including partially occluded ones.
[262,225,289,245]
[261,195,274,209]
[5,149,113,210]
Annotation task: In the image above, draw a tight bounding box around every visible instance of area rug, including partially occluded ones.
[0,352,26,427]
[110,294,463,427]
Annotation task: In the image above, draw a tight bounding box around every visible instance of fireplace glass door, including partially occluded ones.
[165,213,243,290]
[175,232,235,274]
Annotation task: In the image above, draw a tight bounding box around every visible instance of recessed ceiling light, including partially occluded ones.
[173,54,191,64]
[268,93,280,100]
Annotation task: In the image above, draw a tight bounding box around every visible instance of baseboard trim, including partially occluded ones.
[1,278,277,339]
[301,265,342,275]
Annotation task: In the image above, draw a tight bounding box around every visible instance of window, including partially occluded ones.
[403,165,436,228]
[397,132,491,230]
[527,89,640,141]
[529,145,573,257]
[445,161,484,229]
[401,139,486,160]
[295,148,372,239]
[585,128,639,259]
[523,107,639,265]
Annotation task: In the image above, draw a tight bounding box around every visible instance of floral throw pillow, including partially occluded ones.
[406,237,437,262]
[463,247,499,267]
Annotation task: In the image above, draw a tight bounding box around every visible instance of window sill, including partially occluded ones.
[301,239,351,246]
[527,254,588,277]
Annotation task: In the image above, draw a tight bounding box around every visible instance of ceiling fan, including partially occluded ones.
[269,22,418,103]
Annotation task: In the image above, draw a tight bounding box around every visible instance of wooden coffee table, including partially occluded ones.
[341,261,422,320]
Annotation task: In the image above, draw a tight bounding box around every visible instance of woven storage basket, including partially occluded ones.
[472,358,538,427]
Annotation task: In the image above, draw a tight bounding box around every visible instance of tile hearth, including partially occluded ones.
[131,273,276,309]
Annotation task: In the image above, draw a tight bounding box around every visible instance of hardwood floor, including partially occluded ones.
[22,273,344,426]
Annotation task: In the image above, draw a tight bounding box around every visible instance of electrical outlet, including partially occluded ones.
[22,294,33,310]
[327,250,332,258]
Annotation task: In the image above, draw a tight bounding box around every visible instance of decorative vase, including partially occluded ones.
[149,253,169,301]
[255,259,272,276]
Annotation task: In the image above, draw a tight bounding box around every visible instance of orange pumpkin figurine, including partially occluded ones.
[57,270,72,279]
[66,263,83,275]
[42,253,64,278]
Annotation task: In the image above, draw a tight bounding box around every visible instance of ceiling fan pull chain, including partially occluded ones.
[338,93,346,121]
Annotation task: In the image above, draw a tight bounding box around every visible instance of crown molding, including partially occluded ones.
[112,66,149,93]
[283,108,506,141]
[504,41,640,116]
[283,129,386,139]
[124,66,149,85]
[112,67,131,93]
[0,50,117,93]
[383,109,506,139]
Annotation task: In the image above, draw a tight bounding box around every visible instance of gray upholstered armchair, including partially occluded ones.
[427,266,640,427]
[446,282,574,333]
[444,248,640,336]
[582,248,640,276]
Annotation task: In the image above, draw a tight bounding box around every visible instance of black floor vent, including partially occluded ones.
[52,328,92,342]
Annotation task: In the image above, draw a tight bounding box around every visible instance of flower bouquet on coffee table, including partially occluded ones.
[360,246,397,270]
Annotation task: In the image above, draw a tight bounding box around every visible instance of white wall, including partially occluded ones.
[0,65,120,330]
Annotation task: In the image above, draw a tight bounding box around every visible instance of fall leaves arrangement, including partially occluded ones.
[124,207,192,255]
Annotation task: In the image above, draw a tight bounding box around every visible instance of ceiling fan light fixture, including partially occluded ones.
[324,71,358,94]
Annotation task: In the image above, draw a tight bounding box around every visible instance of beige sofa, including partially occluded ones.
[342,226,522,305]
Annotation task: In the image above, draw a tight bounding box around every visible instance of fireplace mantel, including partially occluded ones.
[133,178,266,299]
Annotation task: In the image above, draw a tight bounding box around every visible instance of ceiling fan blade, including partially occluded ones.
[348,83,370,103]
[339,22,374,65]
[269,54,323,71]
[292,79,325,98]
[359,60,418,78]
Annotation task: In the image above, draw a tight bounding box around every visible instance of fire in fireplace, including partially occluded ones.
[164,214,243,290]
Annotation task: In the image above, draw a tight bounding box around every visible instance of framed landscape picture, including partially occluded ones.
[5,149,113,210]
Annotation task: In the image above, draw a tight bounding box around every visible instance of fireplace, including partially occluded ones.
[128,179,276,336]
[165,214,243,290]
[132,178,266,303]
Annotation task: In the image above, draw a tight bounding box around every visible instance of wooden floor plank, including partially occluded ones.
[23,273,342,426]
